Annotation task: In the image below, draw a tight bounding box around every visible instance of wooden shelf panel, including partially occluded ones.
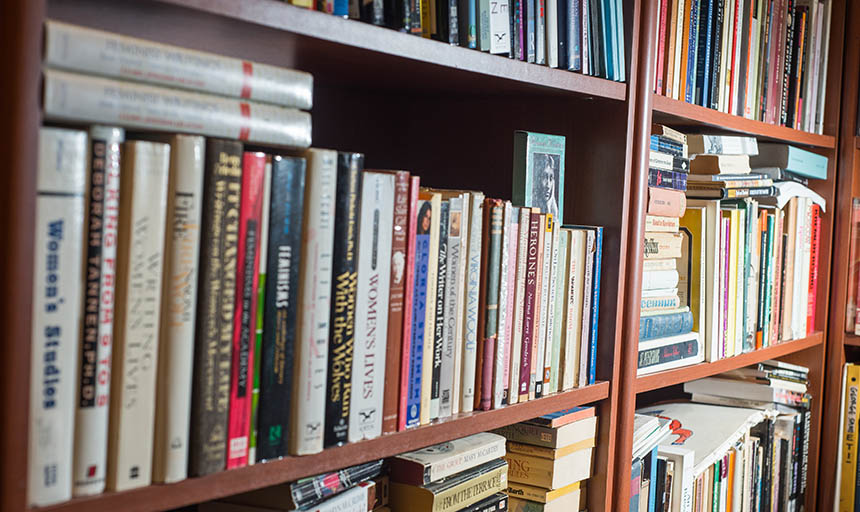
[845,333,860,347]
[635,332,823,393]
[33,382,609,512]
[651,94,837,149]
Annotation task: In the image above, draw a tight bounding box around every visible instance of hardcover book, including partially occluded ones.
[460,193,485,413]
[504,447,593,489]
[388,432,507,485]
[389,459,508,512]
[476,200,505,410]
[686,135,759,156]
[513,131,566,222]
[495,415,598,449]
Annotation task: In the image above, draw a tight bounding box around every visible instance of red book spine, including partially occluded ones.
[807,204,821,334]
[226,152,266,469]
[397,176,420,431]
[728,0,741,113]
[518,210,541,402]
[382,171,410,434]
[656,0,669,94]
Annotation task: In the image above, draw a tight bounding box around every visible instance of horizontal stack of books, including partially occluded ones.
[653,0,833,135]
[291,0,627,82]
[496,406,596,511]
[639,124,702,376]
[28,21,606,508]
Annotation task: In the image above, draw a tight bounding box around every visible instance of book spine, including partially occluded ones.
[479,202,504,410]
[42,69,311,148]
[563,230,585,389]
[647,187,687,218]
[107,141,170,491]
[257,157,306,461]
[578,230,595,387]
[480,0,492,49]
[536,0,546,64]
[406,208,430,428]
[227,152,266,469]
[248,158,270,466]
[493,203,513,409]
[399,177,420,430]
[503,211,519,400]
[518,211,541,401]
[28,129,87,507]
[656,0,669,94]
[637,336,702,374]
[430,202,450,420]
[509,208,530,404]
[547,222,563,393]
[383,172,410,433]
[542,218,558,393]
[290,150,337,455]
[325,153,364,446]
[567,0,581,70]
[490,0,511,53]
[152,135,205,483]
[648,168,688,191]
[709,0,723,110]
[581,0,590,73]
[526,0,536,62]
[410,0,423,34]
[530,214,546,398]
[639,311,694,341]
[461,194,485,412]
[421,194,441,425]
[189,139,243,477]
[806,203,820,334]
[73,126,123,496]
[535,215,552,398]
[452,194,471,415]
[685,0,700,103]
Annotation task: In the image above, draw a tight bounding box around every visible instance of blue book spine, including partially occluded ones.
[527,0,536,62]
[601,0,614,80]
[785,147,828,180]
[406,233,430,428]
[630,458,642,512]
[648,447,659,512]
[614,0,625,82]
[468,0,477,48]
[639,311,694,341]
[568,0,580,70]
[588,226,603,385]
[333,0,349,16]
[685,0,700,104]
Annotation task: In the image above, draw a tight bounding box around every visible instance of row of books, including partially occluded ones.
[639,127,827,375]
[288,0,627,81]
[636,359,812,511]
[652,0,833,135]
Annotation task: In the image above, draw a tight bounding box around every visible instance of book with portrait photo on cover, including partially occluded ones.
[512,131,566,223]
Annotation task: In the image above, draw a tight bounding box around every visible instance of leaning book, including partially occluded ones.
[388,432,507,485]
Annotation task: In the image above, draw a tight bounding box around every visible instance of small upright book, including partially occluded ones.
[512,131,566,223]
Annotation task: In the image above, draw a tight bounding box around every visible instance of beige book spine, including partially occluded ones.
[508,208,531,405]
[563,230,586,391]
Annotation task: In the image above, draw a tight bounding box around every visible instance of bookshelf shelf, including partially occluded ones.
[845,333,860,347]
[651,94,837,149]
[31,382,609,512]
[635,332,824,393]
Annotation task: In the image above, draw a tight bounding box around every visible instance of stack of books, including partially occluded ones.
[291,0,628,82]
[684,359,812,412]
[638,124,703,376]
[496,406,596,511]
[652,0,833,135]
[630,414,672,511]
[388,434,509,512]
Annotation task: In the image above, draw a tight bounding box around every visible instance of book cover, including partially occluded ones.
[73,125,123,496]
[647,187,687,217]
[388,432,506,485]
[257,156,306,461]
[152,134,205,484]
[106,141,170,491]
[348,172,394,441]
[562,228,586,390]
[477,200,505,410]
[430,201,450,420]
[407,198,431,428]
[505,447,593,489]
[28,128,87,507]
[460,193,485,413]
[389,459,508,512]
[227,151,266,469]
[490,0,511,53]
[518,209,541,401]
[189,139,242,476]
[290,149,337,455]
[512,131,566,222]
[325,152,364,447]
[687,134,759,155]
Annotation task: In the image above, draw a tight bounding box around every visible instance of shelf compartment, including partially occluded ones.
[635,332,823,393]
[34,381,609,512]
[845,333,860,347]
[651,94,836,149]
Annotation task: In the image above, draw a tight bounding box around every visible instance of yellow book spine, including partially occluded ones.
[289,0,314,8]
[840,364,860,512]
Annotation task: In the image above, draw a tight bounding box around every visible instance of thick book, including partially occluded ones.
[525,405,595,428]
[687,134,759,155]
[389,459,508,512]
[508,207,531,404]
[505,446,593,489]
[649,168,689,191]
[289,149,337,455]
[644,232,683,259]
[460,193,485,413]
[73,125,124,496]
[639,310,694,341]
[647,187,687,217]
[325,152,364,447]
[44,20,313,109]
[749,143,828,180]
[637,332,703,375]
[495,415,598,449]
[257,156,306,461]
[42,69,312,148]
[28,128,87,507]
[430,201,450,420]
[689,154,752,174]
[189,139,243,477]
[106,140,170,491]
[476,200,505,410]
[227,152,266,469]
[348,172,394,441]
[388,432,506,485]
[152,134,205,484]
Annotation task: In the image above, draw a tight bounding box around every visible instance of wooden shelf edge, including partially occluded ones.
[147,0,627,100]
[651,94,837,148]
[635,332,824,393]
[845,333,860,347]
[32,382,609,512]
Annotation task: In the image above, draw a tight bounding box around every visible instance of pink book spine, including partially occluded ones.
[397,176,420,431]
[807,205,821,335]
[647,187,687,217]
[479,337,495,411]
[655,0,669,94]
[226,152,266,469]
[502,219,518,403]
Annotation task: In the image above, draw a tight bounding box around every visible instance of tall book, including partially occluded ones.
[290,149,338,455]
[550,227,569,394]
[430,201,450,420]
[476,200,505,410]
[420,191,442,424]
[508,207,531,405]
[348,172,394,441]
[397,177,420,431]
[441,196,464,418]
[227,152,266,469]
[325,152,364,447]
[518,208,542,402]
[407,193,432,428]
[577,228,595,387]
[152,134,205,484]
[106,140,170,491]
[28,128,87,507]
[501,204,520,405]
[189,139,243,476]
[543,217,560,394]
[73,125,124,496]
[258,156,306,461]
[563,228,586,390]
[460,193,485,413]
[451,193,472,416]
[493,202,514,409]
[535,214,554,398]
[531,214,546,399]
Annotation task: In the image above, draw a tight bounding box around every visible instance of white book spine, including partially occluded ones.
[536,216,553,395]
[489,0,511,54]
[460,193,484,413]
[799,199,813,338]
[107,141,170,491]
[550,227,567,394]
[508,208,530,405]
[502,212,519,403]
[815,0,832,135]
[734,209,746,355]
[578,230,595,388]
[316,482,371,512]
[563,230,585,391]
[642,270,681,291]
[451,193,470,416]
[660,446,695,512]
[42,69,312,148]
[44,20,313,110]
[745,20,760,119]
[348,173,394,442]
[152,135,205,484]
[493,202,513,409]
[792,199,807,340]
[291,149,337,455]
[72,125,123,496]
[440,198,462,419]
[546,0,558,67]
[543,220,559,393]
[29,128,87,507]
[702,201,722,362]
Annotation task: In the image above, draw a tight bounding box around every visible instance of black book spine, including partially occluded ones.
[709,0,723,111]
[637,338,700,370]
[190,139,243,476]
[557,0,568,69]
[648,168,688,191]
[361,0,385,24]
[257,156,307,462]
[588,0,601,77]
[410,0,422,34]
[780,0,795,126]
[694,0,711,106]
[435,0,450,41]
[786,6,805,128]
[324,152,364,447]
[431,202,449,416]
[385,0,412,31]
[800,407,810,503]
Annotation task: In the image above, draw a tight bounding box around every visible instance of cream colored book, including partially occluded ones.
[460,193,485,413]
[550,229,570,394]
[563,229,586,391]
[543,219,560,395]
[451,192,471,416]
[508,207,531,405]
[577,229,595,388]
[505,447,593,489]
[494,202,514,409]
[420,191,442,425]
[106,140,170,491]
